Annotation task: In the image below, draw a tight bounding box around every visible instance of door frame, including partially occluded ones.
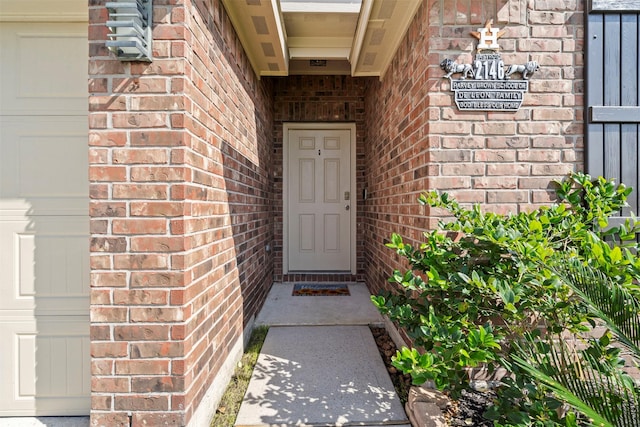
[283,122,357,275]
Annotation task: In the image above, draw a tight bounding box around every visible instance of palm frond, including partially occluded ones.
[510,257,640,426]
[548,258,640,358]
[512,334,640,427]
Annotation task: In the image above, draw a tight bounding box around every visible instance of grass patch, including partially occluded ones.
[211,325,269,427]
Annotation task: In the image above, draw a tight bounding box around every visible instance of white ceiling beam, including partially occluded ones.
[272,0,290,73]
[289,47,351,59]
[280,1,362,14]
[288,36,353,48]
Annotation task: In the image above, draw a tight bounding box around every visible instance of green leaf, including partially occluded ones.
[530,219,543,233]
[500,288,516,305]
[370,295,385,308]
[458,272,471,284]
[470,350,488,362]
[471,270,481,283]
[504,302,517,313]
[458,301,469,313]
[609,246,622,263]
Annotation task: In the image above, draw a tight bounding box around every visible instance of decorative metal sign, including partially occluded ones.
[441,20,538,112]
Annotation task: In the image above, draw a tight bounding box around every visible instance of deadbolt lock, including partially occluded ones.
[344,191,350,200]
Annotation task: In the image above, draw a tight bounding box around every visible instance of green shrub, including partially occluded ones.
[373,172,640,425]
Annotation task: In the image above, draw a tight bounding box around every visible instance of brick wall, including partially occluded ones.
[363,0,584,295]
[88,0,274,425]
[88,0,586,422]
[273,76,368,283]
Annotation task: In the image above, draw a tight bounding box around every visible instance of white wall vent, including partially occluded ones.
[106,0,153,61]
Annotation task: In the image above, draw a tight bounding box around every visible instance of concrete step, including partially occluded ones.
[254,283,385,327]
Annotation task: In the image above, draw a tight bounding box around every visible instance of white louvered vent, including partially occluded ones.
[106,0,153,61]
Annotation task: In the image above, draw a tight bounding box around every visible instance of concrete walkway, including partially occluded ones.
[236,283,410,427]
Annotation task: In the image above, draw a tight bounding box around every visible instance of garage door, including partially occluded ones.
[0,17,90,416]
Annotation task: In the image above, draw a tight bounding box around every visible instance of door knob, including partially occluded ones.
[345,205,350,211]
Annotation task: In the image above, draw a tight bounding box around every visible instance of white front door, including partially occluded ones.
[285,125,355,272]
[0,19,90,416]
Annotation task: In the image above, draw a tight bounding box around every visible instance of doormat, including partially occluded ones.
[292,283,350,296]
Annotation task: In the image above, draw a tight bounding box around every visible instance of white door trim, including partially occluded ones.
[283,122,357,275]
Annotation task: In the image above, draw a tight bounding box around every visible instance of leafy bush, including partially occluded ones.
[372,172,640,425]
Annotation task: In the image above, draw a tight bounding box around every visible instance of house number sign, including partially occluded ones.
[440,20,539,112]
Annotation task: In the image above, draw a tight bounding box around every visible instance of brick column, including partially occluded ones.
[89,0,274,424]
[89,0,190,424]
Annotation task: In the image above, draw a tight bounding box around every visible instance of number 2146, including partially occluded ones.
[474,60,505,80]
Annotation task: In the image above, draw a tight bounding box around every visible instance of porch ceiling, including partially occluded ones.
[220,0,422,78]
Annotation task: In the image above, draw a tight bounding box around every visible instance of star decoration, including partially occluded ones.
[470,19,506,40]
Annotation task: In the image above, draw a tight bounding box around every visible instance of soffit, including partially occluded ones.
[221,0,422,78]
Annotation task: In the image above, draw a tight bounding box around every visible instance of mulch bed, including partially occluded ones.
[371,327,413,403]
[446,389,496,426]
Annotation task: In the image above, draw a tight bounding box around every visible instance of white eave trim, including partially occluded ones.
[221,0,289,79]
[377,0,422,80]
[350,0,373,75]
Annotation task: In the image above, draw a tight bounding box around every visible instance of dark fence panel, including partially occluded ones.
[587,6,640,224]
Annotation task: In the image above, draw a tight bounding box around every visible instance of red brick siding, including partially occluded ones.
[273,76,368,283]
[363,0,584,296]
[88,0,274,424]
[88,0,587,421]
